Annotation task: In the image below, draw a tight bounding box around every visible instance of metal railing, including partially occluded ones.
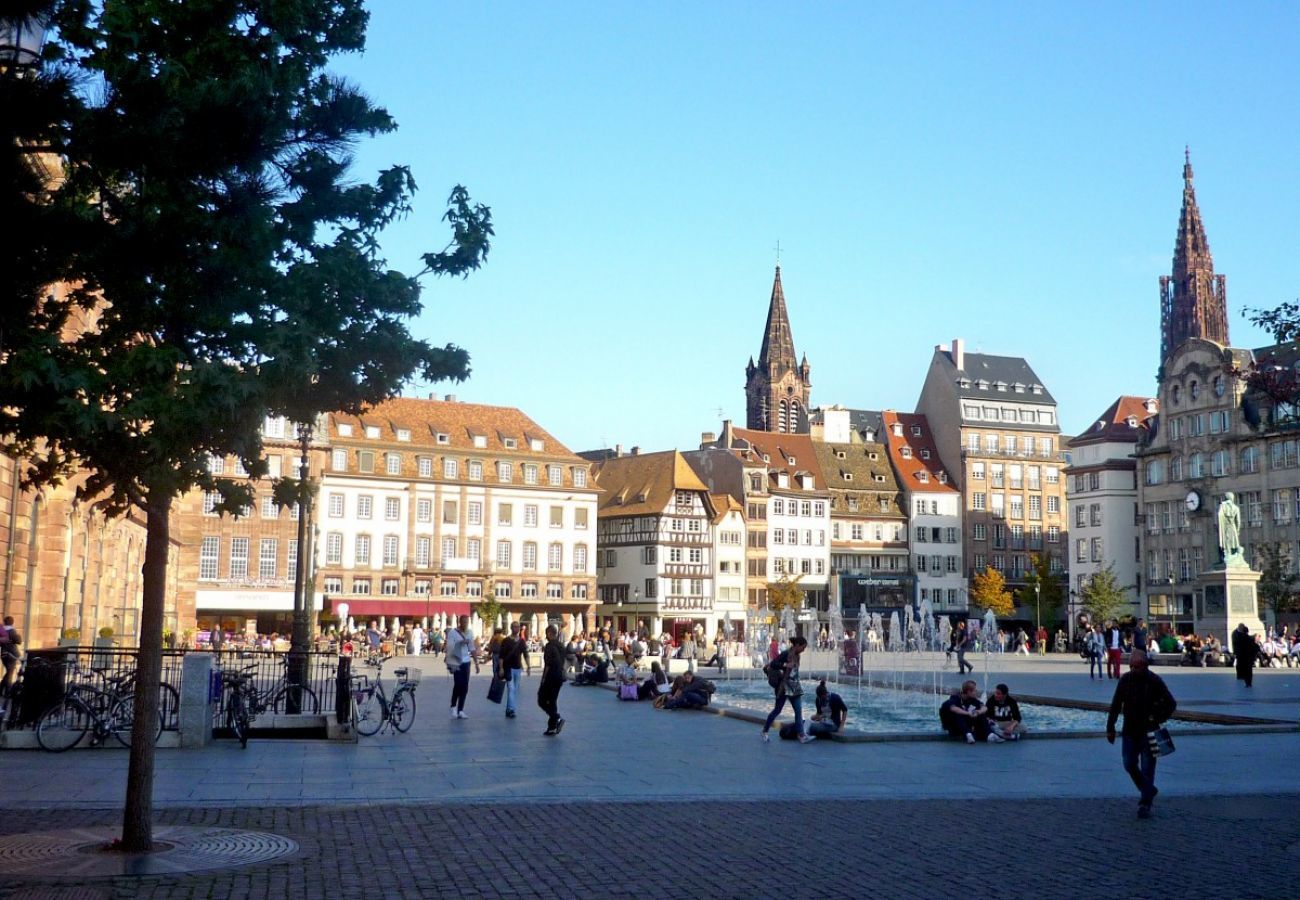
[2,646,185,732]
[210,650,340,730]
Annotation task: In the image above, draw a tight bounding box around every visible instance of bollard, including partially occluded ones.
[335,656,351,725]
[179,653,215,748]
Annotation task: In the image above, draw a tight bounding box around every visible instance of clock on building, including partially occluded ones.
[1185,490,1201,512]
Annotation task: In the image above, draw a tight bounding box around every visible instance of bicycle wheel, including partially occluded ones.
[110,697,163,749]
[158,683,181,730]
[272,683,320,715]
[390,689,415,733]
[229,693,250,748]
[353,690,384,736]
[36,700,90,752]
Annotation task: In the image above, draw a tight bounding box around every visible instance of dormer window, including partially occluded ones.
[901,447,912,459]
[337,423,353,437]
[762,454,771,463]
[938,471,948,484]
[1126,416,1138,427]
[530,438,544,452]
[864,429,876,442]
[868,452,878,461]
[1031,385,1044,395]
[911,425,922,436]
[1013,383,1025,393]
[776,472,789,488]
[843,472,853,482]
[920,450,930,459]
[994,381,1007,392]
[957,378,972,388]
[835,450,847,459]
[396,429,411,442]
[365,426,380,439]
[1144,399,1158,414]
[473,435,487,448]
[917,472,929,483]
[975,379,990,390]
[435,432,450,445]
[892,423,903,436]
[874,474,885,483]
[503,437,518,449]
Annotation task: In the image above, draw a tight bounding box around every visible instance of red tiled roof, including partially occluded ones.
[880,411,958,494]
[730,427,827,491]
[1068,395,1157,447]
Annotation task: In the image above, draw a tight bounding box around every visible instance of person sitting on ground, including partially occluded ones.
[1203,633,1222,666]
[639,660,670,700]
[939,680,990,744]
[1158,631,1180,654]
[984,683,1023,743]
[573,653,611,686]
[663,670,713,709]
[807,679,849,739]
[615,652,638,688]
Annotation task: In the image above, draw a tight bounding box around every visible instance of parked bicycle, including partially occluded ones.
[220,664,258,748]
[222,653,321,716]
[36,671,162,752]
[83,665,181,731]
[352,657,419,736]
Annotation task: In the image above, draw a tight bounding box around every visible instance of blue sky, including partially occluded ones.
[332,2,1300,453]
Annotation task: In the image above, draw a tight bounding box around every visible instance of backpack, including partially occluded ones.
[0,626,17,647]
[762,663,784,689]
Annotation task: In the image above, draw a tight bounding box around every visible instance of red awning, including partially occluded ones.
[337,599,471,617]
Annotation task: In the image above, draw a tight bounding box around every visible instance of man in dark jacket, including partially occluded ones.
[1106,649,1177,818]
[499,622,531,719]
[1230,623,1257,687]
[538,624,566,736]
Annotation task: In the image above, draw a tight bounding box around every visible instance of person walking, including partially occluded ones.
[1106,649,1177,819]
[0,615,22,697]
[445,615,474,719]
[1086,626,1106,680]
[682,632,696,674]
[500,621,530,719]
[761,635,812,744]
[1103,619,1124,678]
[538,624,565,735]
[1231,622,1258,688]
[955,621,974,675]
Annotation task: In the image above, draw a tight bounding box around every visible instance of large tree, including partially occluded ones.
[1079,565,1131,626]
[1016,554,1064,628]
[1255,542,1298,625]
[2,0,490,851]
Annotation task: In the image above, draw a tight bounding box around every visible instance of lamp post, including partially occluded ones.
[1034,581,1041,633]
[633,587,641,637]
[0,15,47,69]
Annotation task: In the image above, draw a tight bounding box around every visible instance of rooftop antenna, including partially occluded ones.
[773,240,782,267]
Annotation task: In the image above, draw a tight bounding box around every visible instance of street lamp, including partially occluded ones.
[1034,581,1041,633]
[0,15,47,69]
[633,587,641,637]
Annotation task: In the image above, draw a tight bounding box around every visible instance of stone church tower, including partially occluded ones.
[745,265,811,433]
[1159,150,1229,370]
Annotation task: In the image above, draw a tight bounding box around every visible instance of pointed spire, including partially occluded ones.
[1160,149,1229,365]
[757,265,797,370]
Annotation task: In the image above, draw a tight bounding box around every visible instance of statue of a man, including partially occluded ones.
[1218,492,1242,562]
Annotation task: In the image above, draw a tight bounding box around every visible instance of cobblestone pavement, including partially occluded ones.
[2,795,1297,899]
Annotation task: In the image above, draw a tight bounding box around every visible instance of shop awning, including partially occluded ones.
[337,599,471,617]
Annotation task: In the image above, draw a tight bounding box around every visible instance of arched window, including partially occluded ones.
[788,400,801,432]
[1170,456,1183,481]
[1240,446,1260,473]
[778,400,789,433]
[1188,452,1203,478]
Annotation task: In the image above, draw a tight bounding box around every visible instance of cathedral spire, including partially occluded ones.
[757,265,797,369]
[745,264,811,433]
[1160,150,1229,368]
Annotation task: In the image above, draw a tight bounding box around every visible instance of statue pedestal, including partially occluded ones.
[1196,566,1263,642]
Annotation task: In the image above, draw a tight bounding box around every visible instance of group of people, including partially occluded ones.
[939,681,1025,743]
[759,636,849,743]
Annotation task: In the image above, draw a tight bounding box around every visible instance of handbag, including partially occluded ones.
[487,676,505,704]
[1147,726,1175,757]
[618,683,639,701]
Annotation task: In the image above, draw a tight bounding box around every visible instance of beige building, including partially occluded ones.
[916,339,1069,611]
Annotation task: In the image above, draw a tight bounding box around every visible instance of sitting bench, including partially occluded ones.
[1147,652,1185,667]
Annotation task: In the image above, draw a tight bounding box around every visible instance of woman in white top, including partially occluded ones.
[409,624,424,657]
[445,615,474,719]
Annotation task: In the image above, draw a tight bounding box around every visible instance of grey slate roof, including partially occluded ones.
[951,352,1055,405]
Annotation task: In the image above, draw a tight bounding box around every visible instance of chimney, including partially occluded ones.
[630,446,640,456]
[951,338,965,371]
[700,431,716,447]
[444,394,457,403]
[614,443,622,457]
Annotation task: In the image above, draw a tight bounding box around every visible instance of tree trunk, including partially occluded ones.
[120,491,170,852]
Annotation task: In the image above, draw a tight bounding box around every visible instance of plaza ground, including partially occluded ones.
[4,653,1298,897]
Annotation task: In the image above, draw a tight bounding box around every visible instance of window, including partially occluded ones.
[466,538,481,562]
[524,464,538,485]
[357,495,373,519]
[468,460,483,481]
[358,450,375,473]
[468,501,482,526]
[972,523,987,541]
[1188,452,1204,478]
[1075,505,1087,528]
[1046,496,1059,514]
[442,537,458,562]
[383,535,399,567]
[1145,459,1164,485]
[991,494,1005,516]
[575,508,588,529]
[573,467,587,488]
[550,506,563,528]
[465,581,483,598]
[498,503,513,526]
[203,492,220,516]
[813,502,825,517]
[259,539,277,580]
[443,458,458,479]
[1211,450,1229,477]
[496,540,511,568]
[574,545,588,573]
[412,456,431,478]
[416,498,432,522]
[548,465,563,486]
[326,494,343,518]
[385,497,401,520]
[520,582,538,599]
[440,580,457,596]
[331,449,347,472]
[326,532,343,565]
[1028,496,1041,520]
[972,462,985,480]
[1091,537,1103,563]
[443,500,458,524]
[497,461,512,482]
[199,537,220,580]
[1275,489,1292,523]
[772,499,784,516]
[494,581,511,599]
[416,536,431,567]
[385,453,401,475]
[548,542,563,571]
[546,582,563,600]
[352,578,371,595]
[381,578,399,596]
[230,538,250,579]
[1241,446,1260,473]
[355,534,371,565]
[523,542,537,570]
[1047,526,1059,543]
[323,576,343,594]
[689,547,703,563]
[524,504,538,527]
[1090,504,1102,527]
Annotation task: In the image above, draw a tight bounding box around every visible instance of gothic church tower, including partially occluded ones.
[745,265,811,433]
[1159,151,1229,369]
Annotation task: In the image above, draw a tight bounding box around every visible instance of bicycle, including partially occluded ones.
[351,657,419,736]
[219,664,259,748]
[84,665,182,731]
[222,653,321,715]
[36,674,162,752]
